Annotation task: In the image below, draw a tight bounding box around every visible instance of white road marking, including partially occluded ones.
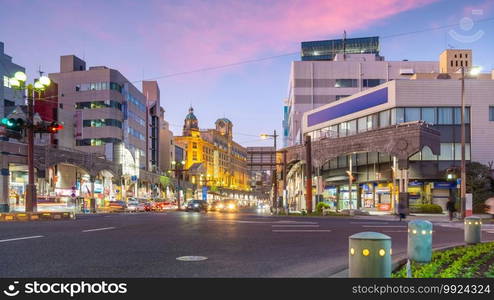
[382,231,408,233]
[272,229,332,233]
[208,219,318,225]
[82,227,116,232]
[271,225,320,228]
[362,225,407,228]
[350,222,389,224]
[0,235,44,243]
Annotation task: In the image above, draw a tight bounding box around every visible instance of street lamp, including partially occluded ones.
[458,65,481,219]
[8,71,51,212]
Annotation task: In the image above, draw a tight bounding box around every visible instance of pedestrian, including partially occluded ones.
[446,197,456,221]
[398,200,407,221]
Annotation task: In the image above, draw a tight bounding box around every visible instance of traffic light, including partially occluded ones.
[47,122,63,133]
[0,117,24,131]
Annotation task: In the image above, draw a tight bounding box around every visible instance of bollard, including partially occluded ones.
[464,216,482,244]
[407,220,433,263]
[349,232,392,278]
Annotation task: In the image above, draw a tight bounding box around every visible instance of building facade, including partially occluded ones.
[295,71,494,213]
[283,36,439,147]
[247,146,275,200]
[0,42,25,118]
[174,107,250,192]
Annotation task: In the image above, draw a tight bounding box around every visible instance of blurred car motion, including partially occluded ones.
[185,200,208,212]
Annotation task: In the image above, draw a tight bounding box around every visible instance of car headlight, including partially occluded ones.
[228,204,235,209]
[194,204,199,207]
[218,204,224,209]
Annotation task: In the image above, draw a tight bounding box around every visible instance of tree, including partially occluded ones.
[466,162,494,213]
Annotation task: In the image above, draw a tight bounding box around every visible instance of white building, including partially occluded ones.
[284,51,439,146]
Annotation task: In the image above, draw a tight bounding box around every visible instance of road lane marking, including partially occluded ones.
[0,235,44,243]
[208,219,318,224]
[271,225,320,228]
[272,229,332,233]
[176,256,208,262]
[382,231,408,233]
[362,225,407,228]
[82,227,116,232]
[350,222,389,224]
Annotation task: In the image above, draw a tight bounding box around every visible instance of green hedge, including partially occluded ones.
[316,202,330,213]
[409,204,443,214]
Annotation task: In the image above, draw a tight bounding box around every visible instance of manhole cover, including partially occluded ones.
[176,256,208,262]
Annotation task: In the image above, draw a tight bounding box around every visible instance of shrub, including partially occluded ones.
[409,204,443,214]
[316,202,330,213]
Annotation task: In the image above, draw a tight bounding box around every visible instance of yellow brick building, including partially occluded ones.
[174,107,249,191]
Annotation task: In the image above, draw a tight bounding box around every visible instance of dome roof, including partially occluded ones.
[216,118,231,124]
[185,107,197,121]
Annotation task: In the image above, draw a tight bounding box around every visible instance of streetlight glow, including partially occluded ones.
[14,71,27,82]
[34,81,44,90]
[39,76,51,86]
[470,66,482,76]
[260,133,269,139]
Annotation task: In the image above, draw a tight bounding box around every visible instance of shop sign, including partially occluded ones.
[377,203,391,211]
[433,182,456,189]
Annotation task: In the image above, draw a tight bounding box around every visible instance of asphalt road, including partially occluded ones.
[0,210,491,277]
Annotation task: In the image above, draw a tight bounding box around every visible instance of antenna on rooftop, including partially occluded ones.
[343,30,347,61]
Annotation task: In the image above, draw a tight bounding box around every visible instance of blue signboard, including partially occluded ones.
[433,182,456,189]
[307,88,388,127]
[202,186,208,201]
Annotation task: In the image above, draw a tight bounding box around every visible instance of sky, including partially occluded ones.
[1,0,493,147]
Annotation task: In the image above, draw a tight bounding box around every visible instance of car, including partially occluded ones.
[127,200,146,212]
[185,200,208,212]
[144,201,155,211]
[108,200,127,212]
[217,199,239,213]
[155,201,178,211]
[208,201,221,211]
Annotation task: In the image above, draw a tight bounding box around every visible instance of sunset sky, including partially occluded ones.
[1,0,493,146]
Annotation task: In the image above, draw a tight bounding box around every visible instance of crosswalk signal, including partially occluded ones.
[47,122,63,133]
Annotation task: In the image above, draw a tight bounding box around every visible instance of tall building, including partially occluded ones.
[143,80,173,174]
[174,107,249,191]
[283,36,439,147]
[0,42,25,118]
[439,49,472,73]
[49,55,148,169]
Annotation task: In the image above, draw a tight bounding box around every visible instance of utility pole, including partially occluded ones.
[460,66,466,219]
[282,150,287,213]
[305,135,312,213]
[272,130,278,213]
[25,85,36,213]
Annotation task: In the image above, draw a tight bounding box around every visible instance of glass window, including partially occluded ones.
[329,158,337,169]
[490,107,494,122]
[439,143,454,160]
[438,107,453,124]
[334,79,357,88]
[379,110,390,128]
[390,108,396,125]
[379,153,390,162]
[421,146,437,160]
[405,107,420,122]
[3,76,10,88]
[357,153,367,166]
[363,79,384,87]
[395,108,405,124]
[339,122,347,137]
[338,155,347,168]
[347,119,357,136]
[368,152,378,164]
[358,117,367,133]
[421,107,436,124]
[454,107,471,124]
[409,151,421,161]
[329,125,338,138]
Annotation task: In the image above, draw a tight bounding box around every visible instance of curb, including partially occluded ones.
[0,212,76,222]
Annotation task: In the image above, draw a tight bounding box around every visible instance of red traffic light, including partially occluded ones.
[48,122,63,133]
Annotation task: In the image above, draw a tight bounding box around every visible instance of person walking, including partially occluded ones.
[446,197,456,221]
[398,200,407,221]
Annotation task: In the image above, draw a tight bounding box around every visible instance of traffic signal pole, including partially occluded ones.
[25,85,37,212]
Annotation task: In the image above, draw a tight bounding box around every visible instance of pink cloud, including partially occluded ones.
[142,0,439,72]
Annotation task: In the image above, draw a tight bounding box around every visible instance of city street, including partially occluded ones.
[1,210,490,278]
